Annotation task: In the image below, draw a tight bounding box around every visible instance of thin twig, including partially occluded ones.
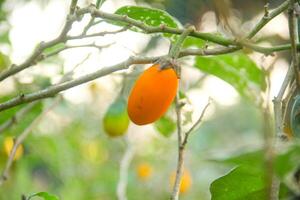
[182,99,211,147]
[44,43,113,58]
[171,91,184,200]
[67,26,130,40]
[0,1,81,82]
[0,102,39,135]
[0,96,61,186]
[116,138,135,200]
[273,63,294,138]
[0,52,92,136]
[247,0,290,39]
[171,98,210,200]
[288,0,300,88]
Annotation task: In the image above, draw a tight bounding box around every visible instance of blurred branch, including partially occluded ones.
[0,53,91,136]
[68,26,130,40]
[0,96,61,186]
[44,42,113,58]
[0,102,39,135]
[263,52,281,200]
[182,99,211,147]
[69,0,78,15]
[273,63,293,139]
[0,0,85,82]
[288,0,300,88]
[116,138,135,200]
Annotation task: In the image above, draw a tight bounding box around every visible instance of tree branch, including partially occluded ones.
[0,102,39,135]
[247,0,290,39]
[273,63,294,139]
[116,138,135,200]
[171,90,184,200]
[171,98,210,200]
[0,56,160,112]
[0,96,61,186]
[0,0,293,84]
[288,0,300,88]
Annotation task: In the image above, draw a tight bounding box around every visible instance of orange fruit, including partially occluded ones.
[136,162,153,181]
[127,64,178,125]
[170,169,192,194]
[4,137,23,160]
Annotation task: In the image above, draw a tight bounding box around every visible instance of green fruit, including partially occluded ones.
[154,116,176,137]
[103,97,129,137]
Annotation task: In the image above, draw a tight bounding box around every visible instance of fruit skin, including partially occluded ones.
[4,137,23,160]
[170,169,192,194]
[136,162,153,181]
[127,64,178,125]
[103,97,130,137]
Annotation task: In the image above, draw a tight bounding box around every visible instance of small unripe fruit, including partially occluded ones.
[103,97,130,137]
[136,162,153,181]
[170,169,192,194]
[4,137,23,160]
[127,64,178,125]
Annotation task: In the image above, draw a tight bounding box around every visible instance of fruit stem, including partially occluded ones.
[169,25,195,59]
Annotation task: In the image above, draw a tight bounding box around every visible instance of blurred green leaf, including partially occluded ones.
[183,36,205,48]
[210,165,266,200]
[0,93,43,136]
[114,6,179,38]
[154,116,176,137]
[179,90,186,99]
[28,192,59,200]
[0,51,10,71]
[211,145,300,182]
[195,52,266,100]
[33,75,52,88]
[274,145,300,179]
[0,31,10,44]
[279,183,292,200]
[213,149,264,168]
[43,43,65,55]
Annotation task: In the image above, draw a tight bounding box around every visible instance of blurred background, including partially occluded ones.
[0,0,292,199]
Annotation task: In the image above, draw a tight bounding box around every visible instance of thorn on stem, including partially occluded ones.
[159,24,166,30]
[264,3,270,18]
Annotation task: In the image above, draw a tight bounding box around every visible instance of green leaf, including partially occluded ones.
[210,166,266,200]
[274,145,300,179]
[0,31,10,44]
[213,150,264,168]
[114,6,179,38]
[28,192,59,200]
[183,36,206,48]
[0,51,10,70]
[43,43,65,55]
[195,52,266,100]
[154,116,176,137]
